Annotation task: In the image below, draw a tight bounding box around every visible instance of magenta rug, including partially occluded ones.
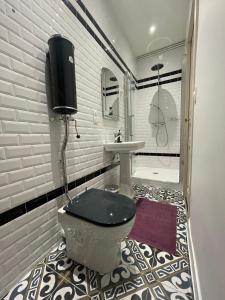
[129,198,177,254]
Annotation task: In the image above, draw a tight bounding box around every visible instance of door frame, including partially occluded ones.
[180,0,199,215]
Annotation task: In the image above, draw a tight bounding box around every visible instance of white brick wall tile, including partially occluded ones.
[24,174,46,189]
[22,155,44,167]
[6,0,20,10]
[5,145,32,158]
[0,107,16,121]
[2,121,30,133]
[0,197,11,213]
[0,0,126,295]
[26,100,47,114]
[26,77,46,93]
[0,158,21,172]
[6,3,34,32]
[14,85,39,101]
[0,12,21,35]
[22,52,45,72]
[0,224,28,251]
[0,181,23,200]
[36,181,54,195]
[0,94,27,110]
[32,144,50,155]
[0,52,11,69]
[17,110,45,123]
[12,59,36,79]
[9,167,34,183]
[0,80,14,95]
[0,24,8,41]
[8,31,35,56]
[0,1,6,13]
[30,123,49,134]
[0,148,6,159]
[11,188,37,207]
[34,163,51,176]
[0,173,9,186]
[0,38,23,62]
[2,254,18,274]
[19,134,43,145]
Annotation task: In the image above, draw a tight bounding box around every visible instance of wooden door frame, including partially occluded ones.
[180,0,199,215]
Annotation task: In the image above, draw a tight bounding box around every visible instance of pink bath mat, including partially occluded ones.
[129,198,177,254]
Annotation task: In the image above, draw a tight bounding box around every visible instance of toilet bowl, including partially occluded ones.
[58,188,136,274]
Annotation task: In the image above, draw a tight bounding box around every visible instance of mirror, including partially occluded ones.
[101,68,119,120]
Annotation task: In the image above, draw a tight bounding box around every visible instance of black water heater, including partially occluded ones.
[47,34,77,114]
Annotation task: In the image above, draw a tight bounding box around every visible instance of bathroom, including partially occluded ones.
[0,0,225,299]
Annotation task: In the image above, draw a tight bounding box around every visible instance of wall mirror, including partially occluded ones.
[101,68,119,120]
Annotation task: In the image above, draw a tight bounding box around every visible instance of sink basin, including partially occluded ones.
[104,141,145,152]
[104,141,145,198]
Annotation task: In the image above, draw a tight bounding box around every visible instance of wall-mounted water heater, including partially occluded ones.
[47,34,77,115]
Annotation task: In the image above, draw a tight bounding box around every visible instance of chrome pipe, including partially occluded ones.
[61,115,72,203]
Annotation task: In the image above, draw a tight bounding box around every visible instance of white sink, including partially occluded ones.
[104,141,145,198]
[104,141,145,153]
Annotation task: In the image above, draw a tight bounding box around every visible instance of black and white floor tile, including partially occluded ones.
[3,185,194,300]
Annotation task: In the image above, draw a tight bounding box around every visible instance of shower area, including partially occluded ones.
[126,47,183,188]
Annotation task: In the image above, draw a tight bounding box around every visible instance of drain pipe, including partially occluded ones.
[61,115,72,203]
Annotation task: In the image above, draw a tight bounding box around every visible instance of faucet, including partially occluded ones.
[114,130,122,143]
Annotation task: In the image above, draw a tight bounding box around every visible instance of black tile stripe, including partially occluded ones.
[137,77,182,90]
[103,91,119,97]
[135,152,180,157]
[76,0,137,82]
[137,69,182,84]
[62,0,182,89]
[62,0,125,74]
[105,85,119,91]
[0,163,119,226]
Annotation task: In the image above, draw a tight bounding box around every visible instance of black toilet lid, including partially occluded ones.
[64,188,136,227]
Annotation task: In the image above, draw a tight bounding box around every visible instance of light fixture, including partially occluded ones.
[149,25,156,35]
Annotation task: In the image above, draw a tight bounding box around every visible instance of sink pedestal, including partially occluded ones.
[103,141,145,200]
[119,153,134,198]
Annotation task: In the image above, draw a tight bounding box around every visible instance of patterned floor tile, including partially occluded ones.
[103,276,146,300]
[4,264,64,300]
[151,281,192,300]
[120,286,156,300]
[136,241,182,270]
[160,269,193,299]
[99,240,140,290]
[49,278,88,300]
[3,184,194,300]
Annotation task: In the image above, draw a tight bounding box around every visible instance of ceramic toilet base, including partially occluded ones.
[58,207,135,274]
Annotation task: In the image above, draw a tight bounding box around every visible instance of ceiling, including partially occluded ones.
[107,0,190,58]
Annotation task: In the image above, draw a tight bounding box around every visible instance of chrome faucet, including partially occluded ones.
[114,130,122,143]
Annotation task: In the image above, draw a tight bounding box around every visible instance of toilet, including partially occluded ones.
[58,188,136,274]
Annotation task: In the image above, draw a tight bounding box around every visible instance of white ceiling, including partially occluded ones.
[107,0,190,58]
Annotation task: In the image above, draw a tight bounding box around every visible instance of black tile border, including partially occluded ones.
[137,69,182,84]
[135,152,180,157]
[75,0,137,82]
[62,0,183,90]
[62,0,125,74]
[0,162,119,226]
[103,91,119,97]
[137,76,182,90]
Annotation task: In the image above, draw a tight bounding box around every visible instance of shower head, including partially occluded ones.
[151,63,164,71]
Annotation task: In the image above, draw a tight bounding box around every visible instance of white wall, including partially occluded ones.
[0,0,127,296]
[133,47,184,164]
[136,46,184,79]
[83,0,136,74]
[190,0,225,299]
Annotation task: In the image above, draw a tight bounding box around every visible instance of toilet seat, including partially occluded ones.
[64,188,136,227]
